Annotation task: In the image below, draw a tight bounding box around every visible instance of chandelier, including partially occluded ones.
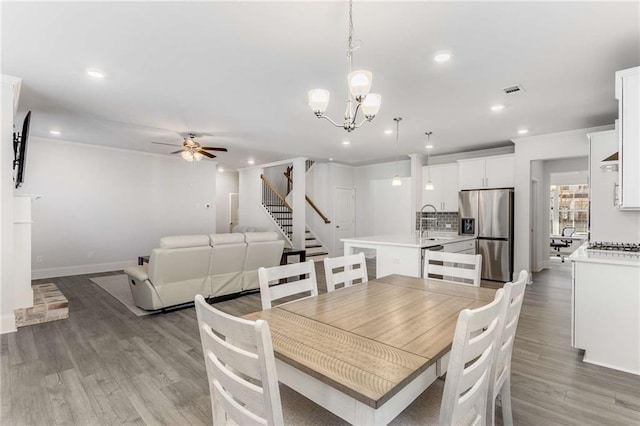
[308,0,381,132]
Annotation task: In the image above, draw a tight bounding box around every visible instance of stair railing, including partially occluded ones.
[260,174,293,239]
[282,172,331,224]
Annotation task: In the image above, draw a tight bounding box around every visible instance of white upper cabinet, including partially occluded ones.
[422,162,459,212]
[458,154,514,190]
[615,67,640,210]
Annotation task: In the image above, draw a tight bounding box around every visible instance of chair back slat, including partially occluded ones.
[324,252,368,292]
[195,295,283,426]
[424,251,482,287]
[258,260,318,309]
[201,326,262,380]
[440,289,505,426]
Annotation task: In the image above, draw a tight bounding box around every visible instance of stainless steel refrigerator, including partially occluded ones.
[459,189,514,282]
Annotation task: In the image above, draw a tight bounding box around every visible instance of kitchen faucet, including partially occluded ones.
[419,204,438,239]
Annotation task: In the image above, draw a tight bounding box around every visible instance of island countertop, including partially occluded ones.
[340,233,476,249]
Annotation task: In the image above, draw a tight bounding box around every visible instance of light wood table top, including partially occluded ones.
[245,274,496,410]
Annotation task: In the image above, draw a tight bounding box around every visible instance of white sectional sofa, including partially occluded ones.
[124,232,284,311]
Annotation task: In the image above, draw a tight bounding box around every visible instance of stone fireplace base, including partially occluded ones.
[14,283,69,328]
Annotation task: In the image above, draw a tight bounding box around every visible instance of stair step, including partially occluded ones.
[306,251,328,258]
[305,244,322,248]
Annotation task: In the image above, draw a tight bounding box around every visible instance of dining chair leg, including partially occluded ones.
[487,395,496,426]
[501,376,514,426]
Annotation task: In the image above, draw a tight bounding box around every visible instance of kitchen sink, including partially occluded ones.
[422,236,454,241]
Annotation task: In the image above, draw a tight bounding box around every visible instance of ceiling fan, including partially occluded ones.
[152,133,228,162]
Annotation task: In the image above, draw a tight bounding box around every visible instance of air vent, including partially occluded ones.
[502,84,525,95]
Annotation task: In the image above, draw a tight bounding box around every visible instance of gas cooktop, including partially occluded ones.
[587,242,640,252]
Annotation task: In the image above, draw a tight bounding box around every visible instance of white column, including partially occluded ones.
[13,195,39,313]
[291,158,307,249]
[1,75,22,334]
[409,153,425,214]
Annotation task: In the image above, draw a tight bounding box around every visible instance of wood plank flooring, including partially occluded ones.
[1,259,639,425]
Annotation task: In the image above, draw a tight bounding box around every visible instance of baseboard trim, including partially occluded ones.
[0,313,17,334]
[32,261,136,280]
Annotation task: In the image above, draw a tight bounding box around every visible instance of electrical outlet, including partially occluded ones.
[445,223,452,229]
[88,252,95,259]
[392,257,400,264]
[36,256,43,263]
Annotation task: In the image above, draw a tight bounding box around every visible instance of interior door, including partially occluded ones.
[333,187,355,256]
[228,193,239,232]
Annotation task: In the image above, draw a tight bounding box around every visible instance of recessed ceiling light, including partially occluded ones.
[328,158,334,162]
[342,140,351,146]
[434,52,452,63]
[86,68,105,79]
[247,159,255,165]
[384,130,393,135]
[518,129,529,135]
[49,130,61,135]
[490,104,505,112]
[425,144,434,150]
[218,167,224,172]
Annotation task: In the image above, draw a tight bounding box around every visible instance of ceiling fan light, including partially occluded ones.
[362,93,381,118]
[308,89,330,114]
[392,175,402,186]
[348,70,372,101]
[193,151,204,161]
[181,150,194,162]
[425,180,435,191]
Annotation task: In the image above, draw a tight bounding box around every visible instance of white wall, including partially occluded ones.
[215,171,238,233]
[18,137,218,279]
[513,125,611,280]
[305,163,355,255]
[354,159,411,237]
[238,167,279,233]
[589,130,640,242]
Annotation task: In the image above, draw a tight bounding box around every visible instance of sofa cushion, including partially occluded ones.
[159,235,210,249]
[244,231,279,243]
[210,233,246,245]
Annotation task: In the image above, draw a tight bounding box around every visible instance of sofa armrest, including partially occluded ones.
[124,265,149,282]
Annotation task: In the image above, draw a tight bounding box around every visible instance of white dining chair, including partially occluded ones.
[194,294,284,426]
[424,251,482,287]
[258,259,318,309]
[323,252,368,292]
[439,288,505,426]
[487,270,528,426]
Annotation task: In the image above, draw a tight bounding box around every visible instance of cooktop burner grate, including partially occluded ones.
[587,242,640,252]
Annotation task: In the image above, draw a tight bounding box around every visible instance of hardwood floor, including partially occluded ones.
[1,260,639,425]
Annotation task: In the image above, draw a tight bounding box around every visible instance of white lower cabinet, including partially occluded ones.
[571,255,640,375]
[443,239,475,254]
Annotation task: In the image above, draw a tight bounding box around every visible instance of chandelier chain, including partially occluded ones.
[347,0,354,72]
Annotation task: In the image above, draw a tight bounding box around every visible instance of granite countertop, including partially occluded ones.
[569,243,640,267]
[341,233,476,249]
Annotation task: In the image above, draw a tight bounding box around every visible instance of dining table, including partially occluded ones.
[244,274,497,425]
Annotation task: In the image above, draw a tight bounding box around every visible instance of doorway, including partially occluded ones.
[229,193,239,232]
[333,187,355,256]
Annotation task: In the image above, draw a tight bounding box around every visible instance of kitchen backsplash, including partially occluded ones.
[416,211,459,233]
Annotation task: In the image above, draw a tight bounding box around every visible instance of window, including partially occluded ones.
[550,184,589,234]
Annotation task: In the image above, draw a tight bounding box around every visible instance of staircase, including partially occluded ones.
[304,229,328,260]
[260,164,330,260]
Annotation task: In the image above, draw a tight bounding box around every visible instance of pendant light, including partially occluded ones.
[392,117,403,186]
[424,132,434,190]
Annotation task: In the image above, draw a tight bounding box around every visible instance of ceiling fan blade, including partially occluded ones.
[152,141,181,147]
[199,147,228,152]
[197,150,216,159]
[170,150,183,154]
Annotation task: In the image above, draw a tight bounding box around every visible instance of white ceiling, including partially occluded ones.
[2,1,639,170]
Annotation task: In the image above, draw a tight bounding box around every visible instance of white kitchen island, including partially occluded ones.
[570,244,640,375]
[341,234,476,279]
